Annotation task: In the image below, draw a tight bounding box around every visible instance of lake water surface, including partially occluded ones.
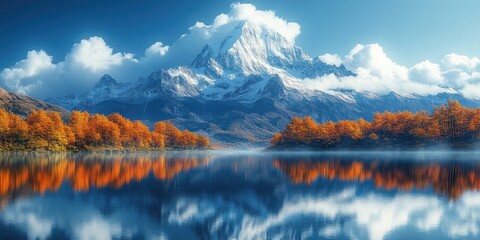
[1,151,480,240]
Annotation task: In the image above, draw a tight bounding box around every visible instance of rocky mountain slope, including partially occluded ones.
[0,87,68,118]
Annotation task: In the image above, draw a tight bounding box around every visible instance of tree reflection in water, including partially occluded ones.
[0,153,210,197]
[274,158,480,200]
[1,152,480,239]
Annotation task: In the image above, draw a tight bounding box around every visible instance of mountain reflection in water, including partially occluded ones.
[0,151,480,240]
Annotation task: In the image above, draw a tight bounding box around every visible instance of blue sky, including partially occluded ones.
[1,0,479,99]
[1,0,478,68]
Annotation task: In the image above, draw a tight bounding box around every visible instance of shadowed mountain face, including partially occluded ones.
[0,87,68,118]
[46,21,480,145]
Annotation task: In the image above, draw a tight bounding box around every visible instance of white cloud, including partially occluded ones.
[1,3,480,100]
[304,44,453,97]
[226,3,300,43]
[344,43,408,81]
[161,3,301,68]
[184,3,300,43]
[442,53,480,72]
[0,36,167,98]
[1,50,54,79]
[67,36,137,73]
[409,60,445,85]
[0,50,56,95]
[459,83,480,99]
[145,41,170,57]
[318,53,342,67]
[437,53,480,98]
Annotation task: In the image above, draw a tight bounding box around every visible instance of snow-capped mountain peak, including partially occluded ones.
[52,18,358,109]
[82,74,131,105]
[94,74,118,88]
[191,20,311,76]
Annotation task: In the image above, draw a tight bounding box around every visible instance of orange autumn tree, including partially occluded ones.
[152,121,166,149]
[0,109,210,151]
[26,110,57,150]
[0,109,29,150]
[69,110,90,148]
[271,100,480,149]
[86,114,121,147]
[151,121,210,149]
[131,121,152,148]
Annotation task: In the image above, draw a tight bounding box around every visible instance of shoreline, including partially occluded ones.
[0,147,215,154]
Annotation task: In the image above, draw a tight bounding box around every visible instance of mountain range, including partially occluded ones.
[45,21,480,146]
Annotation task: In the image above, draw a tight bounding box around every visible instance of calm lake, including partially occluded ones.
[1,151,480,240]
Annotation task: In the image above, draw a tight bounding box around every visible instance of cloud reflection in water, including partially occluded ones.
[0,152,480,240]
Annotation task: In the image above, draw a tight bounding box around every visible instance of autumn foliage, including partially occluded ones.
[271,100,480,149]
[0,110,210,151]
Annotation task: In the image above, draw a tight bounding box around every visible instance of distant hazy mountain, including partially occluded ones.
[46,20,480,145]
[0,87,68,118]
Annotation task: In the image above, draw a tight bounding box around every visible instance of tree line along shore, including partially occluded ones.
[0,109,210,152]
[271,100,480,150]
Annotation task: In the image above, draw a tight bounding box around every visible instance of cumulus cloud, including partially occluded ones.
[67,36,137,73]
[0,2,302,98]
[304,43,480,98]
[0,36,168,98]
[225,3,300,42]
[434,53,480,98]
[0,50,56,95]
[188,3,300,43]
[1,50,54,80]
[161,3,301,67]
[344,43,409,81]
[442,53,480,72]
[459,82,480,99]
[409,60,445,85]
[318,53,342,67]
[145,41,170,57]
[1,3,480,100]
[305,44,454,97]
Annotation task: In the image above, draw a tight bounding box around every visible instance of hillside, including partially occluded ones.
[0,87,68,117]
